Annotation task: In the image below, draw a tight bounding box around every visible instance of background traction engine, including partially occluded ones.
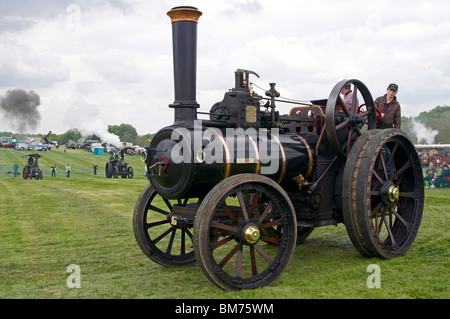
[133,6,424,291]
[105,147,134,179]
[23,153,43,180]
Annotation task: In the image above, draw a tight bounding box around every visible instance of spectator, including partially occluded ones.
[66,164,71,178]
[375,83,401,129]
[423,162,437,187]
[433,164,450,188]
[13,162,19,177]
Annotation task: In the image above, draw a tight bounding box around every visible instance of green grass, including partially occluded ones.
[0,147,448,299]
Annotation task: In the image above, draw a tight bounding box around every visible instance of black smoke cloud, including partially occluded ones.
[0,89,41,133]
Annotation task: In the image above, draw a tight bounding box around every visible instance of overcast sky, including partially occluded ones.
[1,0,449,136]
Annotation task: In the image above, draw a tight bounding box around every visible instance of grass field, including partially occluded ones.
[0,147,448,299]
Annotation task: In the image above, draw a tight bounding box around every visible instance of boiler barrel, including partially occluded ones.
[147,126,318,199]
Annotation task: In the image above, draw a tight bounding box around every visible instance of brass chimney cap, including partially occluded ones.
[167,6,202,23]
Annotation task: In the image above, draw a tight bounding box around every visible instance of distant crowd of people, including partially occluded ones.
[424,162,450,188]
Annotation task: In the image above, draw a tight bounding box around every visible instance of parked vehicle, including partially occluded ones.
[1,137,13,148]
[15,141,31,151]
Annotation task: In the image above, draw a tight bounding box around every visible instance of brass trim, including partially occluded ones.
[167,7,202,23]
[268,132,287,184]
[246,105,257,123]
[243,225,260,245]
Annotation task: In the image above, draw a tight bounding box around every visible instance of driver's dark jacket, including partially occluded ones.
[375,94,401,129]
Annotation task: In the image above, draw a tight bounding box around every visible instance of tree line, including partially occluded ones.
[1,123,155,147]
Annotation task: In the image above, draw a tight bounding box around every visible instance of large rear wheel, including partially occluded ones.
[342,129,424,258]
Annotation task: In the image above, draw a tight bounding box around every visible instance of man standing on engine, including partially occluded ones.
[341,83,359,111]
[375,83,401,129]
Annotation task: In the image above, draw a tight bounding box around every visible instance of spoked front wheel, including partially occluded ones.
[133,183,196,267]
[193,174,297,291]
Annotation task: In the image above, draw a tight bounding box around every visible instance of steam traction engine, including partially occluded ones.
[133,6,424,291]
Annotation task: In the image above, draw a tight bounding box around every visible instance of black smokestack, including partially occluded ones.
[167,6,202,126]
[0,89,41,133]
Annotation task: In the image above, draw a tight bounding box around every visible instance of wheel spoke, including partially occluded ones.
[250,246,258,275]
[359,110,369,118]
[212,221,238,233]
[166,228,177,254]
[385,143,399,174]
[346,130,353,155]
[370,189,381,196]
[254,244,273,264]
[256,202,273,225]
[210,235,234,251]
[152,225,176,245]
[376,209,385,236]
[398,191,415,198]
[392,161,411,180]
[259,218,282,230]
[382,215,397,247]
[370,202,383,217]
[163,198,173,211]
[236,190,249,222]
[148,204,170,216]
[248,192,261,219]
[391,204,410,229]
[338,97,350,116]
[180,229,187,254]
[219,243,242,267]
[222,203,237,223]
[145,219,169,230]
[377,151,388,180]
[235,247,243,278]
[351,84,358,112]
[372,168,384,184]
[260,235,281,245]
[336,119,350,130]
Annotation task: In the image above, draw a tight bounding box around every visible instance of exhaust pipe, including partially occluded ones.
[167,6,202,126]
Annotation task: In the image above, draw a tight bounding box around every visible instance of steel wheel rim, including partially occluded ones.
[366,136,423,254]
[194,175,297,290]
[133,184,196,267]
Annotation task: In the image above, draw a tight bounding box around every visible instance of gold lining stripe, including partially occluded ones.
[248,135,260,174]
[206,128,231,179]
[268,132,286,184]
[291,133,314,180]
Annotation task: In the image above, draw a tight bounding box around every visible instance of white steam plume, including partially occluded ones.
[79,118,121,146]
[411,119,438,144]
